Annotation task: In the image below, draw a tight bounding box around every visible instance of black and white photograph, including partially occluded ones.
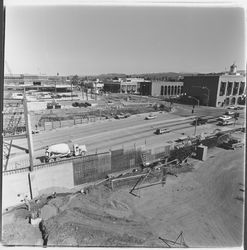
[1,0,246,248]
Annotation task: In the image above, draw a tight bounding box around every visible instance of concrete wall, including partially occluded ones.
[2,143,171,210]
[2,162,74,210]
[2,169,30,210]
[31,162,74,197]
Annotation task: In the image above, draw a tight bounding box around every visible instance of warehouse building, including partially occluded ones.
[183,64,246,107]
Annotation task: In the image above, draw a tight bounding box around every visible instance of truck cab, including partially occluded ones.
[73,144,87,156]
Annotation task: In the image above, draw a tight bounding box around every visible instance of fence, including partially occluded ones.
[43,116,106,130]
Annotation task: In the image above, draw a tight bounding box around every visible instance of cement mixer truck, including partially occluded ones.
[45,143,87,162]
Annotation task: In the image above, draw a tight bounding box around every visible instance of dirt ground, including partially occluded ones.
[2,146,244,247]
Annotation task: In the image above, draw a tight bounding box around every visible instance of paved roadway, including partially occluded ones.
[5,105,245,169]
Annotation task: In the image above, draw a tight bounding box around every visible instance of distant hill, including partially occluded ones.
[73,69,246,81]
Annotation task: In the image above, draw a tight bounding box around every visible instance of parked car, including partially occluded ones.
[85,102,92,106]
[227,106,235,110]
[115,113,125,119]
[55,103,61,109]
[32,129,40,134]
[47,103,53,109]
[78,103,88,107]
[72,102,79,107]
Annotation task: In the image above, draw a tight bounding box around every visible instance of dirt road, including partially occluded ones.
[2,147,244,247]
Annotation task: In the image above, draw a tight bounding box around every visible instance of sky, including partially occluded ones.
[4,5,246,76]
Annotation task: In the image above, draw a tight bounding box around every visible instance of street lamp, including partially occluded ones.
[192,86,210,106]
[188,96,199,107]
[188,96,199,114]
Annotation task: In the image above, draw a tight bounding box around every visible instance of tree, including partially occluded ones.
[71,75,79,86]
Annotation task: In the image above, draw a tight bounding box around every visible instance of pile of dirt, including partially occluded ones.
[2,210,42,246]
[42,186,155,246]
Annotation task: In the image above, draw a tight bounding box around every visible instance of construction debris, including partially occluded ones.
[159,231,188,248]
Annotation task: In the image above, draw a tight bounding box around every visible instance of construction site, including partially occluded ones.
[1,86,245,247]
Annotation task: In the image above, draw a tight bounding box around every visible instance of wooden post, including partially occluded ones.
[28,172,33,199]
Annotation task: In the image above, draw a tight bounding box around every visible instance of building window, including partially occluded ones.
[175,86,177,95]
[164,86,167,95]
[232,82,239,96]
[231,97,236,105]
[171,86,174,95]
[238,82,245,95]
[160,86,164,95]
[226,82,233,96]
[225,97,230,105]
[168,86,171,95]
[219,82,226,96]
[237,96,245,105]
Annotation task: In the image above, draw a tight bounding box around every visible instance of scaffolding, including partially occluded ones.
[2,91,34,171]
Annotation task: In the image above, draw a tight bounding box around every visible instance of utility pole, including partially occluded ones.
[23,89,34,171]
[194,117,197,136]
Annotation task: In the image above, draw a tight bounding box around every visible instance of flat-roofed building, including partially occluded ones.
[151,80,183,97]
[120,78,151,94]
[139,80,183,97]
[183,64,246,107]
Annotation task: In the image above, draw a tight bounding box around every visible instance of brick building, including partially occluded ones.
[183,64,246,107]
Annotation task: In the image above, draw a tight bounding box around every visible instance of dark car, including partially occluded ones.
[124,113,131,118]
[72,102,79,107]
[85,102,92,106]
[47,103,53,109]
[192,117,208,125]
[55,104,61,109]
[78,103,88,107]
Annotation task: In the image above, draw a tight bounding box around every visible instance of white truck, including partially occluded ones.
[45,143,87,162]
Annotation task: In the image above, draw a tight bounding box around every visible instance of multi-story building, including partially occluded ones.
[183,64,246,107]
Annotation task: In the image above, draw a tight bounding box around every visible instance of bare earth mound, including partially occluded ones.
[2,147,244,247]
